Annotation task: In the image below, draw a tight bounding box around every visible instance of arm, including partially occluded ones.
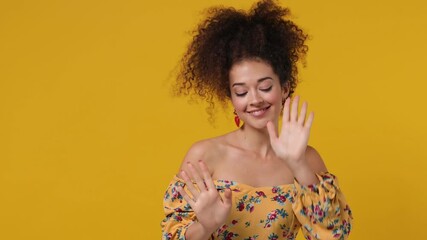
[178,161,232,240]
[266,96,325,186]
[292,147,353,239]
[266,97,353,239]
[161,176,196,240]
[161,174,220,240]
[162,142,232,240]
[292,171,353,240]
[292,145,328,186]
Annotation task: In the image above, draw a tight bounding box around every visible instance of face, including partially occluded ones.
[229,59,289,129]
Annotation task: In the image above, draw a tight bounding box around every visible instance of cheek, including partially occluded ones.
[265,90,283,104]
[231,98,246,111]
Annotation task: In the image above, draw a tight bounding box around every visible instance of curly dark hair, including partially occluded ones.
[175,0,308,116]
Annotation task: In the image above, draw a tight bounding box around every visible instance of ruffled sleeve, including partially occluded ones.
[161,176,197,240]
[292,172,353,240]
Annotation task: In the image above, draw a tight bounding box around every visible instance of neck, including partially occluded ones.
[236,121,278,159]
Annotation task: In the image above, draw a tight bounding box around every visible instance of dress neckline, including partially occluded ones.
[173,175,294,190]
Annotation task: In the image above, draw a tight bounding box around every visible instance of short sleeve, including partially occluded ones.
[292,172,353,240]
[161,176,196,240]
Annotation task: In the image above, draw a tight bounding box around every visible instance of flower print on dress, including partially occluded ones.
[262,208,288,228]
[244,221,251,228]
[279,224,298,240]
[267,233,279,240]
[216,224,228,236]
[162,172,353,240]
[299,200,328,225]
[217,229,239,240]
[163,190,170,201]
[302,224,319,240]
[271,186,294,205]
[243,235,259,240]
[216,179,238,189]
[170,181,185,203]
[255,191,266,197]
[236,192,267,212]
[329,218,351,240]
[216,219,239,237]
[169,206,191,224]
[163,227,186,240]
[162,232,172,240]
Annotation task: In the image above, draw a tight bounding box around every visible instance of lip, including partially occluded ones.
[246,105,271,117]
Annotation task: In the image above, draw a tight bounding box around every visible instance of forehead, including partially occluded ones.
[229,60,277,85]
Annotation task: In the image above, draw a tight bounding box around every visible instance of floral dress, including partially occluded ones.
[161,172,353,240]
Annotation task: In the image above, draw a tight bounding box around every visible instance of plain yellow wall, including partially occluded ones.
[1,0,427,239]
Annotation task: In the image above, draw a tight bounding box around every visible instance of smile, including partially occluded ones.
[247,106,271,117]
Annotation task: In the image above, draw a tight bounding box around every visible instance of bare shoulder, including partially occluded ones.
[305,145,328,173]
[178,136,225,175]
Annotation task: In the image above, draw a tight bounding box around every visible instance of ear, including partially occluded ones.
[281,81,290,99]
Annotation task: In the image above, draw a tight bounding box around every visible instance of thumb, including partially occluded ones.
[266,121,277,144]
[223,188,232,207]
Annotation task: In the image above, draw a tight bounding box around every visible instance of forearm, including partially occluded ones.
[291,162,319,186]
[185,222,213,240]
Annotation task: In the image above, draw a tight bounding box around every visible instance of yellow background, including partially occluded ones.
[1,0,426,239]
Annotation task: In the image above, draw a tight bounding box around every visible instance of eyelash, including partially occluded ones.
[235,86,273,97]
[261,86,273,92]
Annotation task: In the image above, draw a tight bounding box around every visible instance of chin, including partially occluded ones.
[241,109,280,130]
[243,119,270,130]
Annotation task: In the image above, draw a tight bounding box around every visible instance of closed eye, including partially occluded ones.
[235,92,247,97]
[260,86,272,92]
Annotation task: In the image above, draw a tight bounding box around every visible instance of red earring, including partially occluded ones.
[233,110,240,127]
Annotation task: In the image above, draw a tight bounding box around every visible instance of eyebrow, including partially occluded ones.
[231,77,273,87]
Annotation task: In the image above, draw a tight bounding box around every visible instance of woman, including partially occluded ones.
[161,0,353,239]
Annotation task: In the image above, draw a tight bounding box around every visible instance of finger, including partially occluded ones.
[290,95,299,122]
[222,188,232,208]
[305,111,314,130]
[298,101,308,125]
[282,97,291,122]
[177,186,195,207]
[188,162,207,193]
[266,121,278,144]
[198,160,215,190]
[180,170,200,199]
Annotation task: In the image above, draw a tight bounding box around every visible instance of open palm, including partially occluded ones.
[267,96,314,171]
[178,160,232,234]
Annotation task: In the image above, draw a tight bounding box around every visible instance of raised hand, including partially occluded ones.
[266,96,314,171]
[177,160,232,235]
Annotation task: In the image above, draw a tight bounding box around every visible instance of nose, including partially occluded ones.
[249,90,264,105]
